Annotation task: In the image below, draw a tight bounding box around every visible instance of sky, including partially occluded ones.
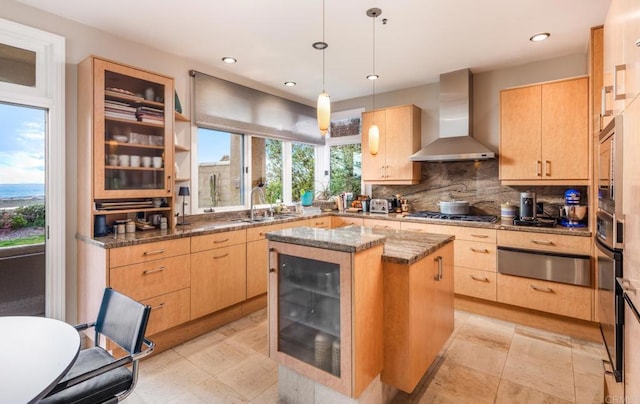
[198,127,230,163]
[0,102,46,184]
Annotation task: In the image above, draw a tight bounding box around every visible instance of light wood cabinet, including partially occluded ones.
[77,56,177,237]
[497,230,590,255]
[383,242,454,393]
[190,230,247,319]
[590,26,605,133]
[246,223,282,298]
[332,216,364,228]
[363,218,401,230]
[268,240,384,398]
[362,105,421,184]
[500,77,589,184]
[108,238,191,334]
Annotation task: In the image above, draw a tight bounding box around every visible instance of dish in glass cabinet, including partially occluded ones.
[112,134,129,143]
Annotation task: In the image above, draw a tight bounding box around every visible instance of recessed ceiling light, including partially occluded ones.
[529,33,550,42]
[221,57,237,64]
[284,81,296,87]
[366,74,379,80]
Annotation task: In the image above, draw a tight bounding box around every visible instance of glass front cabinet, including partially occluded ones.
[77,56,176,236]
[268,240,384,398]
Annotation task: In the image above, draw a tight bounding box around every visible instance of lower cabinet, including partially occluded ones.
[382,242,454,393]
[190,242,247,319]
[141,288,191,336]
[268,240,384,398]
[246,223,282,298]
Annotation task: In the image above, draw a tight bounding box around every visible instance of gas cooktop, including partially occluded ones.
[406,211,498,223]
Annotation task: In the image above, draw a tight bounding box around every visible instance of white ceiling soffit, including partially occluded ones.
[17,0,610,103]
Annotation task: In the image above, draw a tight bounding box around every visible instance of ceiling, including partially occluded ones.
[18,0,610,103]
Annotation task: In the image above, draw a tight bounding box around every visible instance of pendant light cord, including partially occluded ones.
[322,0,326,92]
[372,10,376,111]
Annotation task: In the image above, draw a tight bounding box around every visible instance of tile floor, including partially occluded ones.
[126,309,606,403]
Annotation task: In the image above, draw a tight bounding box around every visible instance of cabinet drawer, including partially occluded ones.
[497,230,590,254]
[455,239,496,271]
[455,267,496,301]
[142,288,190,335]
[450,226,496,243]
[363,218,401,230]
[191,229,246,252]
[246,223,283,242]
[333,216,364,228]
[109,238,190,268]
[307,216,332,228]
[399,222,441,233]
[497,273,592,320]
[109,255,190,301]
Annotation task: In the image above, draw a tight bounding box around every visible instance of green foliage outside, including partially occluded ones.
[1,204,46,230]
[330,144,361,196]
[291,143,314,202]
[264,139,283,203]
[0,234,45,247]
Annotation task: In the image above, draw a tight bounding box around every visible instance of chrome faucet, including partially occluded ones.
[250,184,266,221]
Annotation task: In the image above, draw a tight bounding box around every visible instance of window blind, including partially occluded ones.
[192,70,324,145]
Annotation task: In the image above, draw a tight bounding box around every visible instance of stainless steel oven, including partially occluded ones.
[596,114,624,382]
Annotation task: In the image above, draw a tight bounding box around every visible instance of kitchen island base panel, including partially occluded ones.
[278,366,397,404]
[454,295,600,343]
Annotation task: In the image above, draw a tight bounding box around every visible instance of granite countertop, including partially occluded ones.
[266,225,454,265]
[80,209,590,250]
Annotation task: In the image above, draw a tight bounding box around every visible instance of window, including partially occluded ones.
[291,142,315,202]
[329,143,361,196]
[263,138,283,203]
[196,127,243,210]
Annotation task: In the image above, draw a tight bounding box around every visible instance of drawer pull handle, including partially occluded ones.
[151,303,166,311]
[470,275,489,282]
[470,247,489,253]
[373,225,390,229]
[143,248,165,256]
[545,160,551,177]
[470,234,488,239]
[143,266,166,275]
[536,160,542,177]
[602,359,614,375]
[213,238,230,244]
[531,239,554,246]
[530,284,554,293]
[213,253,229,259]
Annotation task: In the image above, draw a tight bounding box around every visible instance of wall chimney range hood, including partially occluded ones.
[410,68,496,162]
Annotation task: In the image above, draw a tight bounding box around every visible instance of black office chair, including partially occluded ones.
[41,287,154,404]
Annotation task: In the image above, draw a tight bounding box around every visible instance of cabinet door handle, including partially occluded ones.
[531,239,554,246]
[470,275,489,282]
[470,234,488,239]
[536,161,542,177]
[385,165,390,178]
[545,160,551,177]
[373,225,391,229]
[213,238,230,244]
[379,166,385,178]
[143,248,165,256]
[151,302,166,311]
[530,284,554,293]
[212,252,229,259]
[614,64,626,100]
[470,247,489,254]
[143,266,166,275]
[434,256,443,281]
[601,86,613,117]
[268,247,277,273]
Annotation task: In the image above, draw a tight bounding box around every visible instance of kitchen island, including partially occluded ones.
[266,225,454,403]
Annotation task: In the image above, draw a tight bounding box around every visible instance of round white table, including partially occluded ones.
[0,316,80,404]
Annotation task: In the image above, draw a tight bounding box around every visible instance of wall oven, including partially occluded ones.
[596,114,624,382]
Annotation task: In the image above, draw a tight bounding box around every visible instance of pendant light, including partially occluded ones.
[314,0,330,136]
[367,8,381,155]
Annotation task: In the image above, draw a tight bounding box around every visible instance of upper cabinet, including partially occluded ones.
[499,77,589,185]
[361,104,421,185]
[77,56,177,236]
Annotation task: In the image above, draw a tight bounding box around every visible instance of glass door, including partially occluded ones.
[0,102,46,316]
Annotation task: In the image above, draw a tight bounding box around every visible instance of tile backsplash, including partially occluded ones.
[371,159,588,217]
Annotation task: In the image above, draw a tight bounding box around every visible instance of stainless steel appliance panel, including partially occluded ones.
[497,247,591,287]
[598,115,623,217]
[597,239,624,382]
[596,210,624,251]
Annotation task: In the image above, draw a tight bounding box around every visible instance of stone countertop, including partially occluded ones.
[266,225,454,265]
[341,212,592,237]
[79,209,590,250]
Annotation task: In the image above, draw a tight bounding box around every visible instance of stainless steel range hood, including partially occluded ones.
[410,68,496,162]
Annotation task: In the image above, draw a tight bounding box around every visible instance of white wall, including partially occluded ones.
[1,0,588,321]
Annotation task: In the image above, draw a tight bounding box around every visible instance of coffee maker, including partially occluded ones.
[519,192,536,221]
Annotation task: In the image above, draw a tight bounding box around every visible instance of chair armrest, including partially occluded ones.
[132,338,155,361]
[47,355,134,396]
[73,322,96,332]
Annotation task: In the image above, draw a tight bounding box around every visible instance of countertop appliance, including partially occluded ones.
[370,199,391,214]
[406,211,497,223]
[596,115,624,383]
[559,189,587,227]
[519,192,536,221]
